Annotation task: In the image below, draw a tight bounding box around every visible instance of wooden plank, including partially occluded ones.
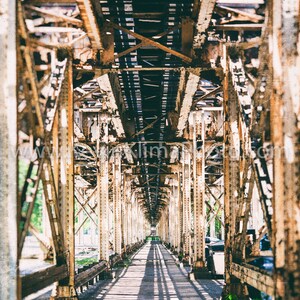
[231,263,274,296]
[75,262,107,287]
[22,265,68,297]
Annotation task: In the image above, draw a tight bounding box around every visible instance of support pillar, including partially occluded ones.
[182,146,192,263]
[113,148,122,255]
[193,111,206,269]
[55,54,76,298]
[98,114,110,261]
[0,0,18,298]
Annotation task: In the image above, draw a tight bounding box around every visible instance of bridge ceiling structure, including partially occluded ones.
[0,0,300,299]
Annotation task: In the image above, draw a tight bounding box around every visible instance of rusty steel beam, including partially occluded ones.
[213,24,264,31]
[54,55,77,297]
[76,0,103,52]
[223,47,246,297]
[113,148,122,255]
[108,21,193,63]
[25,5,83,26]
[193,0,216,48]
[114,23,182,62]
[270,0,300,298]
[192,111,206,266]
[176,72,200,137]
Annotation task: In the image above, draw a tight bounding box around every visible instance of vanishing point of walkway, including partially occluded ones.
[80,241,224,299]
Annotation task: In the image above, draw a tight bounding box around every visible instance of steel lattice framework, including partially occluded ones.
[0,0,299,299]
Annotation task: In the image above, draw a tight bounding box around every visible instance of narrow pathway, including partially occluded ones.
[80,241,224,300]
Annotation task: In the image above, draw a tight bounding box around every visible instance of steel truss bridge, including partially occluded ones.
[0,0,299,299]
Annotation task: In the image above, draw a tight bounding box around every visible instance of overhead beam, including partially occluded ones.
[193,0,216,48]
[176,72,200,137]
[76,0,103,51]
[25,5,83,26]
[215,5,264,23]
[213,24,263,31]
[115,23,182,62]
[109,21,192,63]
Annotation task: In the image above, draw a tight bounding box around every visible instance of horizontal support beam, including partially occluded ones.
[25,5,83,26]
[27,0,76,3]
[193,0,216,47]
[213,24,263,31]
[22,265,68,297]
[76,66,218,73]
[75,261,107,288]
[108,21,192,63]
[231,263,274,296]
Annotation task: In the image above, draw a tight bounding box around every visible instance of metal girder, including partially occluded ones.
[113,148,122,254]
[215,5,264,23]
[193,0,216,48]
[97,74,126,138]
[176,72,200,137]
[97,118,109,261]
[114,23,182,62]
[18,1,44,136]
[229,57,273,239]
[270,0,300,297]
[213,24,264,31]
[223,48,246,297]
[192,111,206,265]
[18,158,44,258]
[182,147,192,259]
[76,0,103,52]
[108,21,193,63]
[25,5,83,26]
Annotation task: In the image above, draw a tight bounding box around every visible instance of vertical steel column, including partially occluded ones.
[0,0,18,298]
[223,48,246,297]
[113,147,122,254]
[193,111,206,267]
[127,194,132,246]
[182,145,192,260]
[56,55,76,297]
[173,184,179,251]
[98,114,109,261]
[271,1,300,297]
[177,173,183,254]
[168,188,174,247]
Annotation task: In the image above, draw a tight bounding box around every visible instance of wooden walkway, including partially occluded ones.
[80,241,224,300]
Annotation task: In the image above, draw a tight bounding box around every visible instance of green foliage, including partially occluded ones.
[225,294,238,300]
[19,160,43,233]
[75,257,98,266]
